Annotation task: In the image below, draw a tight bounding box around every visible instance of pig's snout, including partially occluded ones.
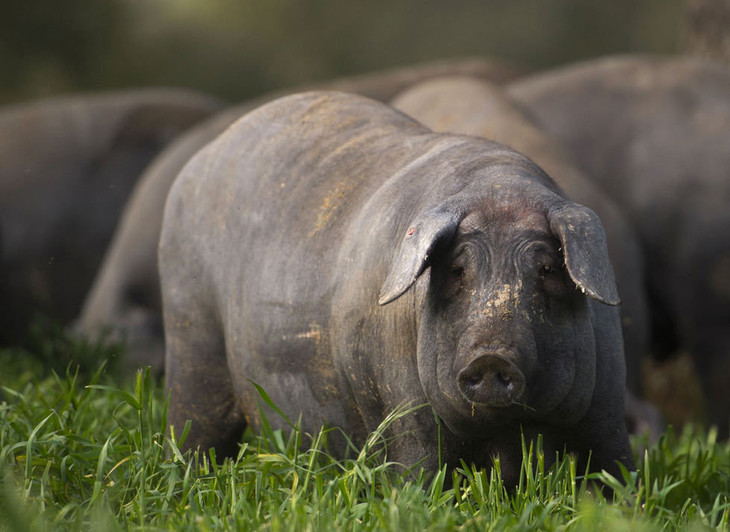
[457,354,526,407]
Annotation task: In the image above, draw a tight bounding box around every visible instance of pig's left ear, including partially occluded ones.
[548,203,620,305]
[379,205,462,305]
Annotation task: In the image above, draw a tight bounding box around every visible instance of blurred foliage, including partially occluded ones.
[0,0,127,100]
[1,0,685,104]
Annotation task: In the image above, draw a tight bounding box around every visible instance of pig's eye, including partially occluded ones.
[438,254,468,300]
[537,260,568,298]
[449,264,465,278]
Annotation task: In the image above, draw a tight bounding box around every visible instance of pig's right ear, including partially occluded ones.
[379,206,462,305]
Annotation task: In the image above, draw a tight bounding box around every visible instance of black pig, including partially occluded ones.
[0,89,221,345]
[160,92,634,485]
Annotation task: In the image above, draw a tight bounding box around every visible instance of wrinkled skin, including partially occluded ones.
[0,89,222,346]
[77,58,522,373]
[160,92,634,485]
[390,77,662,439]
[508,55,730,435]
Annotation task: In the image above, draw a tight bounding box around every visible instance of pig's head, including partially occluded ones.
[378,182,620,438]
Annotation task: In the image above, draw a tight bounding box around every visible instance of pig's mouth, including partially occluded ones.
[437,377,535,432]
[437,400,535,439]
[465,398,534,419]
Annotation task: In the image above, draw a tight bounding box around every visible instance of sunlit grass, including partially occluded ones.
[1,339,729,530]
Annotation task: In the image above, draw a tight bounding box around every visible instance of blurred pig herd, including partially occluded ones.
[1,54,729,440]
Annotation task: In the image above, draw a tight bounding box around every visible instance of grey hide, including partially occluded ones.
[0,89,222,346]
[159,91,634,487]
[508,54,730,435]
[76,58,522,374]
[390,76,662,439]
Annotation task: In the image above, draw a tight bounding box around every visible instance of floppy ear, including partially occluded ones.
[548,203,620,305]
[379,205,462,305]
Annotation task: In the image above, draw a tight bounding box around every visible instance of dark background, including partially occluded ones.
[1,0,687,104]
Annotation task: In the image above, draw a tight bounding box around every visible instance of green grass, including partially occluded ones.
[1,333,729,530]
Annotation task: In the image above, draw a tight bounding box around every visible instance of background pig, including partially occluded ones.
[0,89,221,346]
[160,91,634,485]
[508,55,730,434]
[76,59,522,373]
[390,76,661,438]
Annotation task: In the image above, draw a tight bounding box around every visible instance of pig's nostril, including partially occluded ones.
[497,372,512,387]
